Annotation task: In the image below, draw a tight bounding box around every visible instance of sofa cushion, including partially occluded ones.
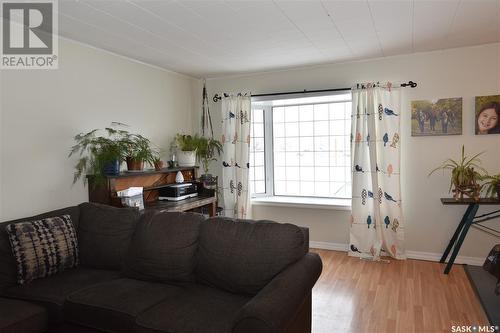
[0,297,48,333]
[2,267,120,323]
[5,215,79,284]
[65,278,183,333]
[196,218,305,295]
[123,211,205,283]
[0,206,80,293]
[216,217,310,255]
[78,202,140,270]
[134,283,250,333]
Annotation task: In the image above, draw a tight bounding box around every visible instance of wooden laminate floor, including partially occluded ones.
[311,249,489,333]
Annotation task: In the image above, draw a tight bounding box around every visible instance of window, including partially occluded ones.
[249,108,266,195]
[249,92,352,200]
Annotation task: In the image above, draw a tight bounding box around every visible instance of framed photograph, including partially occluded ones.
[475,95,500,135]
[411,98,462,136]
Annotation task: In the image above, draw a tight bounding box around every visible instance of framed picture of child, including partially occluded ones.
[411,98,462,136]
[475,95,500,135]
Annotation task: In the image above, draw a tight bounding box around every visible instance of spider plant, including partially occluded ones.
[428,145,485,193]
[480,174,500,198]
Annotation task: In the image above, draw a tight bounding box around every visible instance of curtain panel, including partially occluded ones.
[221,95,252,218]
[349,83,406,260]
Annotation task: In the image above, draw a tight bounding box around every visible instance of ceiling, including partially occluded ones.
[58,0,500,78]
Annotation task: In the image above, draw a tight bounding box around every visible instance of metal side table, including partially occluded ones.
[440,198,500,274]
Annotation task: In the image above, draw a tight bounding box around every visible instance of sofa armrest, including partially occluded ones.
[232,252,322,333]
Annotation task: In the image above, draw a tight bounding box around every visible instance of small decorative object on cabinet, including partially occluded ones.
[175,171,184,183]
[167,160,178,168]
[429,145,484,200]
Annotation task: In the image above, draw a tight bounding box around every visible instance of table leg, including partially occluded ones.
[440,204,474,263]
[209,202,216,217]
[444,203,479,274]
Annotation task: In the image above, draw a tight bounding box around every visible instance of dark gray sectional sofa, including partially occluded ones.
[0,203,322,333]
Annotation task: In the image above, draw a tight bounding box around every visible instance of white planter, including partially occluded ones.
[177,150,196,167]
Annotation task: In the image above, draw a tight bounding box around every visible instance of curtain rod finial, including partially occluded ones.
[401,81,417,88]
[213,94,222,102]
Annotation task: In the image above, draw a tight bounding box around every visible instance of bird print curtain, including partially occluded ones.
[349,83,406,260]
[221,95,251,218]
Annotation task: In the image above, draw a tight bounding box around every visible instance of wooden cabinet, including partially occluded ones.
[87,167,217,216]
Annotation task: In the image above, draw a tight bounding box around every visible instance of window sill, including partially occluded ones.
[251,196,351,211]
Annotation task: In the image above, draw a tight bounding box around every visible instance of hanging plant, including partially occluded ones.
[195,137,223,177]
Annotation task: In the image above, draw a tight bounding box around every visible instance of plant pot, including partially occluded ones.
[177,151,196,167]
[200,173,213,182]
[103,160,120,175]
[126,157,144,171]
[154,160,164,171]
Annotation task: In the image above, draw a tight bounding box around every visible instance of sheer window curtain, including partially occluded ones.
[220,95,252,218]
[349,83,406,260]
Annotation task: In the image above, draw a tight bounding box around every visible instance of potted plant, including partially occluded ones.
[107,124,156,171]
[122,134,156,171]
[174,134,198,167]
[480,174,500,199]
[429,145,485,200]
[195,136,223,180]
[152,154,164,171]
[69,127,126,184]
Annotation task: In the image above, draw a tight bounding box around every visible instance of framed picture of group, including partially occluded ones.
[475,95,500,135]
[411,94,500,136]
[411,98,462,136]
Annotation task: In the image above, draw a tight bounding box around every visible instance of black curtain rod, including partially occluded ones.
[212,81,417,102]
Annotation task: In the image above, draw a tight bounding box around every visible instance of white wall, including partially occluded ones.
[0,38,197,221]
[203,43,500,259]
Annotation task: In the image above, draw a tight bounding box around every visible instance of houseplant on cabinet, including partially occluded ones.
[174,134,198,167]
[429,145,485,200]
[121,133,157,171]
[69,126,127,185]
[70,123,159,184]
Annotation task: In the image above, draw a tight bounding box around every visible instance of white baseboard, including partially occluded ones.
[310,241,484,266]
[310,241,349,252]
[404,250,484,266]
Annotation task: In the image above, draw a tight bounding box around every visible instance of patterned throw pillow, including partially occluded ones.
[6,215,79,284]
